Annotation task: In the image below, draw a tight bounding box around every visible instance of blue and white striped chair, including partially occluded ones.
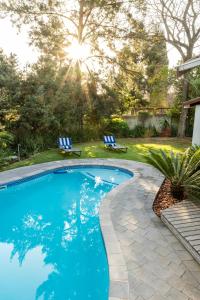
[58,137,82,156]
[103,135,127,152]
[104,135,116,145]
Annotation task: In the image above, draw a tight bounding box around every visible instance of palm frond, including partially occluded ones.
[147,146,200,201]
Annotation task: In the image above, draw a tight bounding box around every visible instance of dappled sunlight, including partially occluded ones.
[1,139,190,172]
[84,146,97,158]
[134,143,186,154]
[139,178,160,193]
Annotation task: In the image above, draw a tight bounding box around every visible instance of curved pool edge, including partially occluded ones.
[0,159,161,300]
[99,172,139,300]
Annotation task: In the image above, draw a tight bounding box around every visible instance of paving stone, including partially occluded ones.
[181,270,200,287]
[190,271,200,284]
[167,262,186,277]
[129,274,144,290]
[126,260,141,271]
[151,278,171,295]
[181,283,200,299]
[110,298,127,300]
[148,294,168,300]
[184,260,200,272]
[110,281,129,299]
[109,253,126,266]
[155,245,172,257]
[126,223,138,232]
[110,266,128,281]
[175,250,194,261]
[165,287,191,300]
[133,282,155,299]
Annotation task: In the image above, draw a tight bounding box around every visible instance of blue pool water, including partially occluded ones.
[0,166,132,300]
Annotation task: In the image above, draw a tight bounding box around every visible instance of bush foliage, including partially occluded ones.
[105,118,130,137]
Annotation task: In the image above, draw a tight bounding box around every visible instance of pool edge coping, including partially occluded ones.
[0,159,150,300]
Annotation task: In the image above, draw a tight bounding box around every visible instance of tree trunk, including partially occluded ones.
[75,61,84,132]
[177,106,189,137]
[77,0,84,132]
[177,75,189,137]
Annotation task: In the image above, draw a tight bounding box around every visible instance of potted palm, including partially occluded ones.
[160,119,171,137]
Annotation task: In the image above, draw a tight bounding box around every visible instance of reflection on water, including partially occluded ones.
[0,168,131,300]
[0,244,53,299]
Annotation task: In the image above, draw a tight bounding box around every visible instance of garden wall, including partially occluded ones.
[123,114,171,132]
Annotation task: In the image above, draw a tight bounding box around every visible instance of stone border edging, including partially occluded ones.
[100,172,139,300]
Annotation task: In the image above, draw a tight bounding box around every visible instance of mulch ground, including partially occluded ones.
[153,179,179,217]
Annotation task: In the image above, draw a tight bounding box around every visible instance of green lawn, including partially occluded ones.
[1,137,191,172]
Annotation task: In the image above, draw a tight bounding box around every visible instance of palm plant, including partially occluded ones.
[146,147,200,201]
[186,144,200,160]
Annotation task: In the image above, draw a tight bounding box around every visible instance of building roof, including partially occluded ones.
[184,97,200,108]
[177,56,200,76]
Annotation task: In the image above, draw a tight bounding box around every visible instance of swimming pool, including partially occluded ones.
[0,165,132,300]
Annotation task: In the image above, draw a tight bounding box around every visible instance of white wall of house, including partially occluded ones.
[192,105,200,146]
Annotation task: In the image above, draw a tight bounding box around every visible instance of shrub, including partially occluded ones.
[130,125,146,138]
[171,124,178,137]
[18,135,46,157]
[0,131,14,150]
[75,125,101,142]
[146,147,200,201]
[0,131,15,168]
[144,126,158,138]
[105,117,130,137]
[160,119,170,130]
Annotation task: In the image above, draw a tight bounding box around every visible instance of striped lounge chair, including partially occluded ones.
[103,135,127,152]
[58,137,82,156]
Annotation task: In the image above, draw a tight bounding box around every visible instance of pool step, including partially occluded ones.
[53,169,68,174]
[85,172,118,186]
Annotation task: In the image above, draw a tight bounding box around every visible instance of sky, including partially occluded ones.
[0,17,181,69]
[0,18,38,68]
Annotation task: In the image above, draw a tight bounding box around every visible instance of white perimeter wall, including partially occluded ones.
[192,105,200,146]
[123,115,171,132]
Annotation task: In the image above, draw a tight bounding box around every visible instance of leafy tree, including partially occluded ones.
[188,67,200,99]
[106,24,169,113]
[0,50,21,131]
[0,0,146,129]
[113,45,147,113]
[147,0,200,137]
[0,1,174,160]
[0,0,123,127]
[170,66,200,136]
[144,30,169,107]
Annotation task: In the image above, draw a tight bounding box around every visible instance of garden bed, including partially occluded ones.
[153,179,179,217]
